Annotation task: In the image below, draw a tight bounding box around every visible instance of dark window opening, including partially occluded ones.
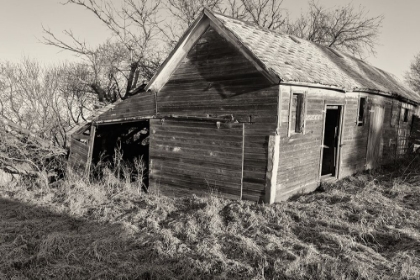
[357,97,366,126]
[291,93,305,134]
[402,108,409,122]
[92,120,150,191]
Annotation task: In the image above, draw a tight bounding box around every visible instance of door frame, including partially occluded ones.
[319,103,345,179]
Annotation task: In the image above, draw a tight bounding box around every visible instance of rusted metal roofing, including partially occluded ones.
[211,11,420,103]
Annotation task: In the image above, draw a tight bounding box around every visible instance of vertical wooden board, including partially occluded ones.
[265,135,280,204]
[68,138,89,173]
[242,121,277,202]
[85,125,96,175]
[366,104,385,169]
[411,116,420,146]
[149,119,244,199]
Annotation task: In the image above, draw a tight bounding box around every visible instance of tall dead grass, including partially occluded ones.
[1,155,419,279]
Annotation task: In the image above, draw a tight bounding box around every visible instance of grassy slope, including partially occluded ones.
[0,157,420,280]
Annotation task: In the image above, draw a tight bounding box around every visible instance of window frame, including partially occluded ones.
[356,96,367,126]
[288,90,307,137]
[401,108,409,123]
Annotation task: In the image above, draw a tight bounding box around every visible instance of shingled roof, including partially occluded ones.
[208,11,420,104]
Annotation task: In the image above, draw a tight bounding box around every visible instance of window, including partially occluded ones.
[357,97,367,126]
[390,102,400,127]
[402,108,409,122]
[289,92,305,135]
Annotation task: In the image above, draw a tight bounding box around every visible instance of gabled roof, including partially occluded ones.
[146,9,420,104]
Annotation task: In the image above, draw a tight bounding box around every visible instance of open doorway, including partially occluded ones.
[321,105,343,177]
[92,120,150,189]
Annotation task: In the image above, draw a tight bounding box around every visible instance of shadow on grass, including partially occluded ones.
[0,197,172,280]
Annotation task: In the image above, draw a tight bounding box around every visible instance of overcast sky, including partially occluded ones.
[1,0,419,80]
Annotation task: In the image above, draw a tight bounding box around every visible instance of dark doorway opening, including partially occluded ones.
[321,106,342,177]
[92,120,150,190]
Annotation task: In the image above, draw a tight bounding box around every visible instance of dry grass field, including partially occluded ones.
[1,156,420,279]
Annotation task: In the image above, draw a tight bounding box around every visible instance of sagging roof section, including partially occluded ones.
[145,8,420,104]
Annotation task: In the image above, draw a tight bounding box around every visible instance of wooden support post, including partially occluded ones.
[240,123,245,200]
[265,135,280,204]
[85,124,96,177]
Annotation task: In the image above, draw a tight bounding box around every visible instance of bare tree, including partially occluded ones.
[0,59,73,147]
[164,0,287,44]
[405,52,420,94]
[42,0,164,104]
[286,1,383,57]
[223,0,286,29]
[167,0,223,26]
[43,0,383,107]
[166,0,382,57]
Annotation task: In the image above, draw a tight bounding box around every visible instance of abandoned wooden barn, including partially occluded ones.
[69,9,420,203]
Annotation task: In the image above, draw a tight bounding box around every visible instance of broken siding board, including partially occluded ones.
[68,138,89,172]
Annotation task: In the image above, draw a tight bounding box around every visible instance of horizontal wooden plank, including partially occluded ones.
[278,156,319,170]
[163,75,271,88]
[152,134,243,149]
[152,162,241,184]
[151,129,244,143]
[150,173,241,194]
[157,96,278,106]
[151,182,241,201]
[151,125,243,136]
[158,104,277,114]
[158,87,277,100]
[151,143,243,159]
[151,118,242,129]
[150,145,242,161]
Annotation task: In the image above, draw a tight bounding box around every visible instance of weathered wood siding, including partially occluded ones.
[157,27,277,119]
[154,27,278,201]
[96,92,155,123]
[396,102,415,157]
[68,138,89,172]
[276,86,343,200]
[379,99,398,164]
[149,119,244,199]
[411,116,420,149]
[275,85,417,201]
[339,94,369,177]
